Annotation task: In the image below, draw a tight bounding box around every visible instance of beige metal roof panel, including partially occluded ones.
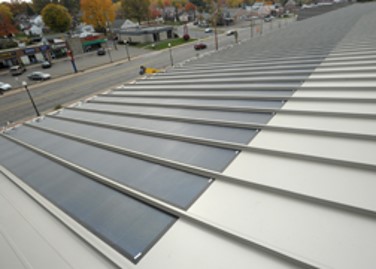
[291,89,376,98]
[137,219,303,269]
[268,114,376,135]
[282,100,376,113]
[185,5,376,269]
[0,231,27,269]
[0,168,122,269]
[222,150,376,212]
[251,129,376,165]
[188,180,376,269]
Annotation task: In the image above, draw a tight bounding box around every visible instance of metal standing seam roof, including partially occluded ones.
[1,3,376,269]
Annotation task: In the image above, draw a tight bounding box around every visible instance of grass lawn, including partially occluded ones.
[137,38,197,50]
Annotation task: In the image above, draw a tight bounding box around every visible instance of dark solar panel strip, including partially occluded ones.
[113,89,295,96]
[76,104,275,125]
[0,135,176,263]
[81,101,376,120]
[149,66,376,81]
[176,52,376,68]
[0,135,326,269]
[133,76,376,85]
[8,126,212,209]
[118,84,301,91]
[104,93,376,103]
[25,120,376,176]
[47,113,376,144]
[56,109,258,144]
[4,131,371,269]
[96,95,285,108]
[163,64,324,74]
[89,99,285,110]
[27,118,237,172]
[68,106,274,128]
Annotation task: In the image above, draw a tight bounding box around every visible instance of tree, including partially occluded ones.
[0,4,18,37]
[150,3,162,19]
[81,0,116,32]
[189,0,207,9]
[171,0,181,21]
[185,1,197,12]
[225,0,243,7]
[32,0,51,14]
[41,4,72,33]
[113,1,124,19]
[33,0,79,16]
[121,0,150,24]
[6,0,35,17]
[185,2,197,20]
[59,0,80,16]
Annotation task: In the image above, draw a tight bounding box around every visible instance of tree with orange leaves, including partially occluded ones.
[0,4,18,37]
[80,0,116,32]
[185,2,197,12]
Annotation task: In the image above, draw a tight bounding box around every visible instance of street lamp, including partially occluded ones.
[22,81,40,117]
[67,49,78,73]
[124,40,131,61]
[250,18,254,39]
[106,41,113,63]
[168,43,174,66]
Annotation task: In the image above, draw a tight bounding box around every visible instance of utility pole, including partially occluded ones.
[22,81,40,117]
[125,41,131,61]
[212,0,220,51]
[168,43,174,66]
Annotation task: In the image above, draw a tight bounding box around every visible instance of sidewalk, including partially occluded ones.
[1,16,297,88]
[0,44,150,89]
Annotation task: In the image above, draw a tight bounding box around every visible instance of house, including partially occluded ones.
[284,0,299,14]
[113,20,174,44]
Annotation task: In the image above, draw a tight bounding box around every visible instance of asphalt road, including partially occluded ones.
[0,17,295,128]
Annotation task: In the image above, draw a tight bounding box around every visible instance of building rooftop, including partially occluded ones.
[1,3,376,269]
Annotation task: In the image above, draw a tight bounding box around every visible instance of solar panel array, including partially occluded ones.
[1,3,376,268]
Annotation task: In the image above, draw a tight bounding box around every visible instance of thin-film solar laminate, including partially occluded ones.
[0,136,176,262]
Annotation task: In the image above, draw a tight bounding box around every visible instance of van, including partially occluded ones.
[10,65,26,76]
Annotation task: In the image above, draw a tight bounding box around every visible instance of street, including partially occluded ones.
[0,17,295,128]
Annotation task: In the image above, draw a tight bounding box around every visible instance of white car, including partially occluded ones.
[204,28,213,33]
[0,82,12,94]
[226,30,236,36]
[27,71,51,81]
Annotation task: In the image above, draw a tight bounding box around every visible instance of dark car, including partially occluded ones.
[41,61,52,68]
[27,71,51,81]
[97,48,106,56]
[194,43,207,50]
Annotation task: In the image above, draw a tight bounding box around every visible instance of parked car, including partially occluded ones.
[0,82,12,94]
[204,28,213,33]
[194,42,207,50]
[198,21,209,28]
[97,48,106,56]
[27,71,51,81]
[41,61,52,68]
[9,65,26,76]
[226,30,236,36]
[264,15,274,22]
